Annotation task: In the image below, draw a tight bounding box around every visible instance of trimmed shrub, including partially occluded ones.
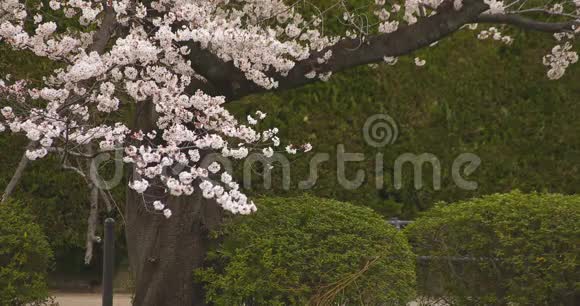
[195,195,416,306]
[0,199,53,306]
[405,191,579,305]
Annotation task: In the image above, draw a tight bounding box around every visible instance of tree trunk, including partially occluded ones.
[125,189,223,306]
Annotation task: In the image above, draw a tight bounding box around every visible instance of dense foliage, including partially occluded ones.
[233,30,580,218]
[405,191,579,305]
[0,0,578,285]
[0,135,87,246]
[196,195,416,305]
[0,44,128,276]
[0,199,53,305]
[2,28,580,277]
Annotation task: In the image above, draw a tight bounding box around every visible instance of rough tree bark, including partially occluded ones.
[84,182,100,264]
[2,0,575,305]
[125,191,223,306]
[125,99,223,306]
[109,1,580,305]
[121,5,493,305]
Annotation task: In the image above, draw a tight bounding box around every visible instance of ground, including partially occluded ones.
[51,293,430,306]
[53,293,132,306]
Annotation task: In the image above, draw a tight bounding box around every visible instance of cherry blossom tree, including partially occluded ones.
[0,0,578,305]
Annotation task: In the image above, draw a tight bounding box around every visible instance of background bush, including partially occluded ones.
[405,191,579,305]
[2,0,580,285]
[232,29,580,218]
[0,199,53,305]
[196,195,416,306]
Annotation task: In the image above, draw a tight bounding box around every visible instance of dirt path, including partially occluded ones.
[51,293,430,306]
[52,293,132,306]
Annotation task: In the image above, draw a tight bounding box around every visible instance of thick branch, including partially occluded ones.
[268,1,489,95]
[88,1,118,54]
[84,183,100,265]
[192,1,490,100]
[84,143,100,265]
[100,189,113,212]
[191,1,579,101]
[476,14,579,33]
[1,141,36,203]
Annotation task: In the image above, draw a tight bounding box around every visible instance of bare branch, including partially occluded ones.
[190,1,579,101]
[476,14,579,33]
[88,1,119,55]
[221,1,490,100]
[84,142,101,265]
[48,146,116,159]
[1,141,36,203]
[62,162,88,180]
[100,189,113,213]
[84,184,100,265]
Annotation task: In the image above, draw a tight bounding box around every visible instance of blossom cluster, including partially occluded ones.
[477,27,513,45]
[0,0,322,217]
[544,41,579,80]
[0,0,578,218]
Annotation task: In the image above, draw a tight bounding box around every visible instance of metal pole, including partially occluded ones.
[102,218,115,306]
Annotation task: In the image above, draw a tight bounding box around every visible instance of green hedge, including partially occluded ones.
[195,195,416,305]
[231,24,580,219]
[405,191,579,305]
[2,0,580,279]
[0,199,53,305]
